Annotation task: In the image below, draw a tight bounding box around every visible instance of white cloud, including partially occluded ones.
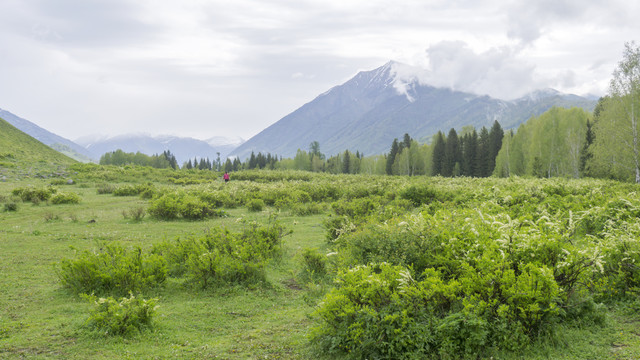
[392,41,539,100]
[0,0,638,140]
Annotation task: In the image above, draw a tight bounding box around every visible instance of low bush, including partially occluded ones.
[331,196,382,219]
[148,192,226,220]
[289,202,325,216]
[57,243,167,296]
[152,221,289,288]
[122,206,146,221]
[50,192,81,204]
[96,183,115,194]
[11,186,57,203]
[399,184,441,206]
[113,183,155,197]
[83,293,158,337]
[310,262,561,359]
[298,248,327,282]
[3,202,18,212]
[247,198,265,212]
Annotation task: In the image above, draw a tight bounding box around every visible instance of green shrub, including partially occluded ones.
[290,202,325,216]
[122,206,146,221]
[11,186,57,203]
[152,221,289,288]
[323,215,354,243]
[148,192,225,220]
[299,248,327,280]
[96,184,115,194]
[83,293,158,336]
[148,193,181,219]
[247,198,265,212]
[57,243,167,296]
[399,184,439,206]
[112,184,140,196]
[50,192,81,204]
[3,202,18,212]
[330,197,381,219]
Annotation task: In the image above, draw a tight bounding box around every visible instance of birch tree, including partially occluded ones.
[592,42,640,182]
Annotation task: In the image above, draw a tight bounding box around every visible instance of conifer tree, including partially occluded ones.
[342,150,351,174]
[579,119,594,176]
[257,152,267,169]
[476,127,491,177]
[462,129,478,176]
[488,121,504,174]
[403,133,412,149]
[431,131,446,176]
[386,139,399,175]
[232,157,241,171]
[443,128,460,176]
[248,151,257,169]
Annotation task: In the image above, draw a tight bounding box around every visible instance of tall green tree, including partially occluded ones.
[488,121,504,173]
[431,131,446,176]
[293,149,311,171]
[461,129,478,176]
[443,128,460,176]
[386,139,399,175]
[591,42,640,182]
[342,150,351,174]
[475,127,490,177]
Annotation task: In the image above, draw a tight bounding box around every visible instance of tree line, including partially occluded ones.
[100,150,178,169]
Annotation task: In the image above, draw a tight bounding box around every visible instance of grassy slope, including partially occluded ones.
[1,173,640,359]
[0,117,76,176]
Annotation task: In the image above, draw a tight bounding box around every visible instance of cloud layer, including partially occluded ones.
[0,0,638,140]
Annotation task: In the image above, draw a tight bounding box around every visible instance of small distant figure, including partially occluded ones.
[223,171,230,183]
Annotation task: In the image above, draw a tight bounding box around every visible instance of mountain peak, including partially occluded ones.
[229,61,598,159]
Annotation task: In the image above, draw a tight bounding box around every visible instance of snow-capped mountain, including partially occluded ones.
[230,61,598,159]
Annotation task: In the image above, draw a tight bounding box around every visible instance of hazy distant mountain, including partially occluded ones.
[75,134,244,165]
[230,61,598,159]
[0,108,95,162]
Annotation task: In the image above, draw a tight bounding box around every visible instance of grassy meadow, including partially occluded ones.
[2,165,640,359]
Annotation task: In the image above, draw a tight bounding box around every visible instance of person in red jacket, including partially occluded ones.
[223,172,230,183]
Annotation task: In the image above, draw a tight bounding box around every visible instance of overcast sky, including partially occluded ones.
[0,0,638,142]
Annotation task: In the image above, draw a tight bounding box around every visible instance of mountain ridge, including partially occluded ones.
[0,108,95,162]
[0,116,76,175]
[75,134,244,165]
[229,61,598,159]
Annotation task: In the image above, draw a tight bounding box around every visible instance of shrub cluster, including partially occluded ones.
[152,220,289,288]
[112,183,156,198]
[148,191,226,220]
[57,243,167,297]
[50,191,81,204]
[83,293,158,337]
[311,177,640,358]
[246,198,265,212]
[122,206,146,221]
[11,185,57,203]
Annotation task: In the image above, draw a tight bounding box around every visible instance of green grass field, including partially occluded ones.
[2,169,640,359]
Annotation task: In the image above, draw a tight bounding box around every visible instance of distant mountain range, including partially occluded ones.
[75,134,244,165]
[0,108,244,165]
[230,61,598,159]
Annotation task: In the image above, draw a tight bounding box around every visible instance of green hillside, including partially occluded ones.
[0,117,76,175]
